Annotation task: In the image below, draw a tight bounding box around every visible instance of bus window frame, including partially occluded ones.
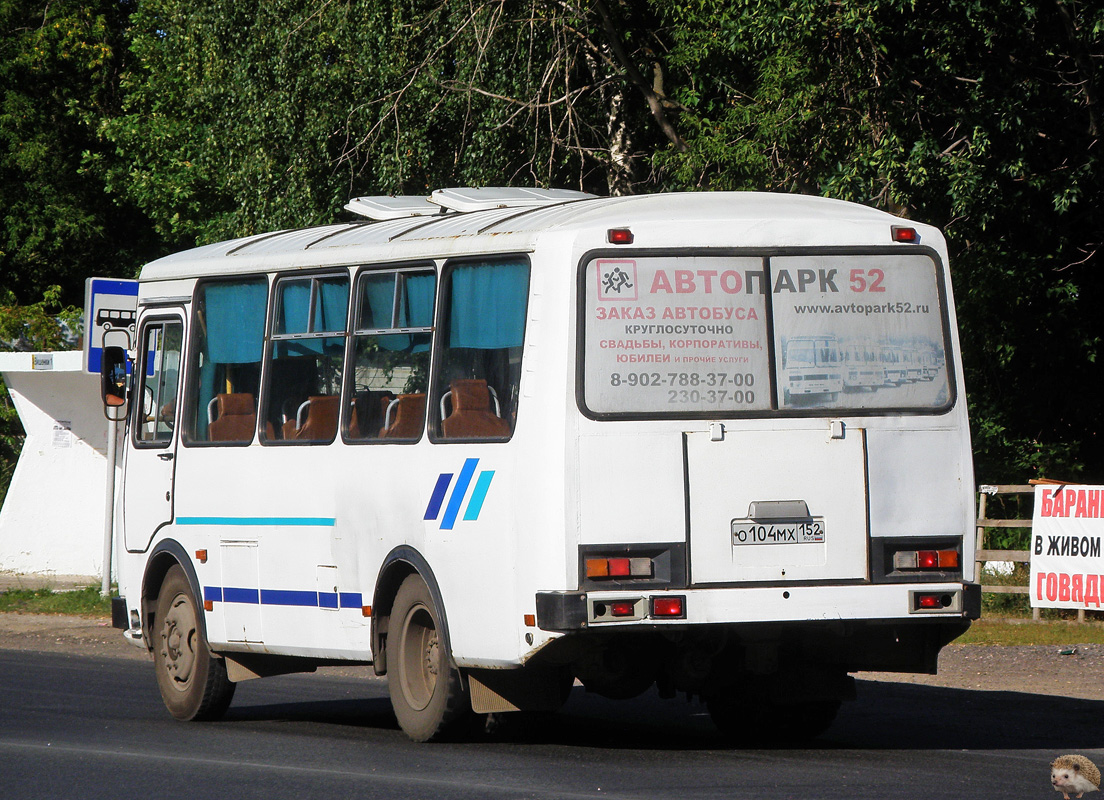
[575,245,957,422]
[428,253,531,445]
[260,269,351,447]
[181,274,272,448]
[130,314,185,451]
[341,260,438,446]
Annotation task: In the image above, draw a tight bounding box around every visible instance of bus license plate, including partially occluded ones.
[731,519,825,546]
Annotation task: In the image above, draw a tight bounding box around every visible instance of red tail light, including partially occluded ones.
[651,596,685,618]
[610,601,636,617]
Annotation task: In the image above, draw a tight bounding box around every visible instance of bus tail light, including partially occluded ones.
[610,601,636,617]
[651,596,685,618]
[586,557,653,579]
[579,544,687,591]
[910,590,962,613]
[607,228,634,244]
[893,549,959,570]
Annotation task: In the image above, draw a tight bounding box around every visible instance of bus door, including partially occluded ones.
[122,313,185,552]
[685,427,868,585]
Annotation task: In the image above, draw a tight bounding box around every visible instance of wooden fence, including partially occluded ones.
[974,483,1087,622]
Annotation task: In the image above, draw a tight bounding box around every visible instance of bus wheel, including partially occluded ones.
[153,565,235,721]
[388,574,469,742]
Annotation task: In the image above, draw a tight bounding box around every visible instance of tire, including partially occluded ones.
[153,565,235,721]
[388,574,470,742]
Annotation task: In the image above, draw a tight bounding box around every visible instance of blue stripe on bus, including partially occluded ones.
[423,473,453,520]
[260,589,318,607]
[222,586,259,604]
[464,470,495,521]
[177,516,337,527]
[338,592,362,609]
[441,458,479,530]
[202,587,364,610]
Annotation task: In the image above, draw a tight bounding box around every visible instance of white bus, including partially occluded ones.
[101,188,978,744]
[841,341,885,392]
[780,334,844,403]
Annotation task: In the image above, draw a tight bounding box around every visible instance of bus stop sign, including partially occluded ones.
[84,277,139,373]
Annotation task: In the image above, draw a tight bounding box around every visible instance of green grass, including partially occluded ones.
[0,586,112,617]
[956,617,1104,646]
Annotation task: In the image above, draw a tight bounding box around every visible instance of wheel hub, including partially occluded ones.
[161,596,196,686]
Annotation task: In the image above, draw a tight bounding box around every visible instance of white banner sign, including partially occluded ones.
[1029,484,1104,609]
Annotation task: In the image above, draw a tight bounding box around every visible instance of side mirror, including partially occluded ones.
[100,345,130,421]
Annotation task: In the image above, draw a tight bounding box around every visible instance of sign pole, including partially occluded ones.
[101,416,118,598]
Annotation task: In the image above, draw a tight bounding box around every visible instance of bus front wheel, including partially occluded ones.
[153,565,235,721]
[388,574,470,742]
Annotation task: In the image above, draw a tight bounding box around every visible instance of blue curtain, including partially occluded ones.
[206,280,267,363]
[360,271,436,352]
[360,274,396,330]
[448,260,529,349]
[279,281,311,336]
[315,278,349,332]
[278,278,347,356]
[402,273,436,328]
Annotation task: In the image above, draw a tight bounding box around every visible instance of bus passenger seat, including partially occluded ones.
[378,393,427,439]
[207,393,257,442]
[286,395,340,441]
[348,390,395,439]
[441,379,511,438]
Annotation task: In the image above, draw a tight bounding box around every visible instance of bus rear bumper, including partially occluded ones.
[536,582,980,632]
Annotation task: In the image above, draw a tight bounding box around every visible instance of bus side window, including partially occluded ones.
[345,267,435,442]
[434,257,529,441]
[135,321,182,445]
[263,274,349,444]
[185,278,267,445]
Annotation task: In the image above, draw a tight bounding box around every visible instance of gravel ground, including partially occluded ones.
[2,612,1103,698]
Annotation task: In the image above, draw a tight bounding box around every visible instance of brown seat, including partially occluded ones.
[348,390,395,439]
[208,393,256,443]
[441,379,511,439]
[284,395,340,442]
[378,393,427,439]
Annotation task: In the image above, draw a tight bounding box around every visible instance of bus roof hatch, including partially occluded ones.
[429,187,596,213]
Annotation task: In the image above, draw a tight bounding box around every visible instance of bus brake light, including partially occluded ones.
[607,228,634,244]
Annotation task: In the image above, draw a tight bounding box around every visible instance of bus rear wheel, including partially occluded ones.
[153,565,235,721]
[388,574,470,742]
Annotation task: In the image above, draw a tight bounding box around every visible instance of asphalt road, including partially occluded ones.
[1,647,1100,800]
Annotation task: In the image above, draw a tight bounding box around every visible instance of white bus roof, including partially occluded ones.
[139,191,935,282]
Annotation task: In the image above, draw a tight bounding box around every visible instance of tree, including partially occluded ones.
[648,0,1104,481]
[0,0,161,307]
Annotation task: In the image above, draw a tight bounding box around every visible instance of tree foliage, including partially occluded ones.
[0,0,160,305]
[1,0,1102,484]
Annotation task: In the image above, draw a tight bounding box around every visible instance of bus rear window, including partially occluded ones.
[773,254,950,411]
[583,256,771,415]
[582,253,951,416]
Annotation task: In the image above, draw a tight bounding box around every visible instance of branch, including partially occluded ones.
[1054,0,1101,137]
[589,0,688,152]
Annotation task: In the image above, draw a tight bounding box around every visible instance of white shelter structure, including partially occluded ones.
[0,350,109,581]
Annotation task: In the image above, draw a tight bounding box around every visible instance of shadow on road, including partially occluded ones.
[221,673,1104,751]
